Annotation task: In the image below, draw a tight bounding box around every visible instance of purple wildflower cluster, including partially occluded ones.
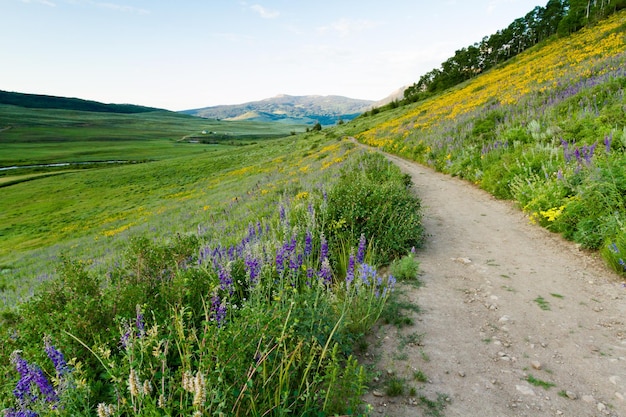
[120,305,146,348]
[210,294,227,327]
[198,201,337,326]
[345,251,356,288]
[194,207,394,328]
[5,342,70,417]
[481,140,509,156]
[44,339,69,377]
[561,139,597,167]
[343,235,396,298]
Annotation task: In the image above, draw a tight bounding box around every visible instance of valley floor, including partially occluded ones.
[362,154,626,416]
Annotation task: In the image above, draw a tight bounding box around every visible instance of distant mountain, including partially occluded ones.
[181,94,375,126]
[0,90,162,114]
[371,86,408,108]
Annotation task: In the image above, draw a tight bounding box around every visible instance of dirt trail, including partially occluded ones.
[362,154,626,417]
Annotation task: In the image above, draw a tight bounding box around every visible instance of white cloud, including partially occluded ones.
[250,4,280,19]
[317,18,381,38]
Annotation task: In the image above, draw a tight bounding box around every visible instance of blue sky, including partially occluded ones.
[3,0,541,110]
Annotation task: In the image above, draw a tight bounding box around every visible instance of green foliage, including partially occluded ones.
[323,152,424,265]
[601,231,626,276]
[418,393,449,417]
[390,251,421,281]
[533,296,551,311]
[379,295,420,328]
[385,376,406,396]
[414,369,428,383]
[526,374,556,390]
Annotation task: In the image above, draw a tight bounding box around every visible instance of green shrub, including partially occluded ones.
[390,251,421,281]
[324,153,424,265]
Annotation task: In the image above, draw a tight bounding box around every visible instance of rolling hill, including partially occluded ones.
[181,94,374,125]
[0,89,161,114]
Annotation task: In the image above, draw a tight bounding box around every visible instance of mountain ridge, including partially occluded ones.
[180,94,376,126]
[0,90,162,114]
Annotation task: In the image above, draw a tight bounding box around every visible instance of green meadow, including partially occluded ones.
[2,7,626,417]
[0,115,305,304]
[0,104,303,167]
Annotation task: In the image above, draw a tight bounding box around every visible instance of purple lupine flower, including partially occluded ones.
[304,231,313,257]
[11,352,58,405]
[275,245,286,274]
[44,340,69,377]
[387,275,397,291]
[320,234,328,261]
[359,263,377,286]
[604,133,613,153]
[306,268,316,287]
[211,295,227,327]
[4,409,38,417]
[346,251,355,288]
[12,352,35,403]
[244,254,261,284]
[582,142,596,165]
[135,305,145,338]
[319,258,332,286]
[32,366,58,403]
[619,258,626,271]
[294,253,304,271]
[308,202,315,217]
[120,328,131,349]
[561,139,572,162]
[574,147,581,163]
[609,242,619,254]
[557,169,564,181]
[288,253,301,273]
[357,234,367,264]
[218,265,233,294]
[279,204,286,222]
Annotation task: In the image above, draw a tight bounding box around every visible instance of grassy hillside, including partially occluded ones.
[0,104,304,168]
[352,10,626,275]
[0,90,160,113]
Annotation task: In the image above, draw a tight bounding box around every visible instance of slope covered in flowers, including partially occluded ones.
[356,11,626,274]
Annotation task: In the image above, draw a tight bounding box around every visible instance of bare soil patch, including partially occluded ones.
[361,154,626,416]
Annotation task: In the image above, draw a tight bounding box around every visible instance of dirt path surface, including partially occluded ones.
[362,154,626,417]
